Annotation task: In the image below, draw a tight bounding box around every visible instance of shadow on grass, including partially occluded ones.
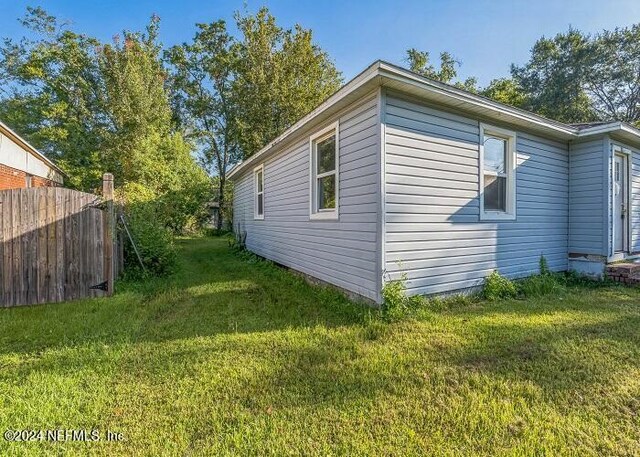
[107,308,640,419]
[0,238,372,357]
[3,237,640,412]
[447,310,640,399]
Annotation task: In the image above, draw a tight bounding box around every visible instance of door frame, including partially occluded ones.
[612,145,631,258]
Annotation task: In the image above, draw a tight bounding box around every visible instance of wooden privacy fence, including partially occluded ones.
[0,174,116,307]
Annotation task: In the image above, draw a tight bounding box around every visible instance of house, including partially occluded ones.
[229,61,640,303]
[0,119,64,190]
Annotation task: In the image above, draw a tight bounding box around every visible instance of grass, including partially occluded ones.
[1,237,640,456]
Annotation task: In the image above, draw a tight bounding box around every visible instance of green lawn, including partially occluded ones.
[2,238,640,456]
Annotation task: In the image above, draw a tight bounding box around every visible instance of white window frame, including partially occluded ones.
[479,123,517,221]
[309,121,339,220]
[254,164,264,220]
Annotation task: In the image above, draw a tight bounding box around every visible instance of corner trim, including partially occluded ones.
[376,87,387,304]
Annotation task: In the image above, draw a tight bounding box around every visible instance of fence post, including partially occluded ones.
[102,173,115,296]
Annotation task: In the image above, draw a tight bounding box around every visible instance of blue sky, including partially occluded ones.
[1,0,639,86]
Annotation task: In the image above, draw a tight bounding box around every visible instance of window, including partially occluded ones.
[479,124,516,220]
[254,164,264,220]
[310,122,339,220]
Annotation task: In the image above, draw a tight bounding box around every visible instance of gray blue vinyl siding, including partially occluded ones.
[233,94,381,301]
[568,137,607,256]
[383,93,569,295]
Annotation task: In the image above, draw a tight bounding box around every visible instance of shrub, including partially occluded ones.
[381,273,410,320]
[511,254,564,297]
[117,183,177,278]
[123,208,177,278]
[483,270,518,301]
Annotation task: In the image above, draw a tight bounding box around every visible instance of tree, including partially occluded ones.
[405,48,478,92]
[167,7,342,228]
[165,21,237,229]
[405,26,640,126]
[512,25,640,126]
[0,7,210,232]
[511,28,596,123]
[582,24,640,125]
[0,7,106,189]
[481,78,528,108]
[232,7,342,157]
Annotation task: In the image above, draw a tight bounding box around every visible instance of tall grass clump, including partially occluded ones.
[483,271,518,301]
[517,256,564,297]
[381,273,411,320]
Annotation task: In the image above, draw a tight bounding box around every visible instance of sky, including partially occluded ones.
[1,0,639,86]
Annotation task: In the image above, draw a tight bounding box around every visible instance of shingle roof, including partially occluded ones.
[571,122,615,130]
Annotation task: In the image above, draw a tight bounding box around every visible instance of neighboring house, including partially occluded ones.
[229,61,640,303]
[0,119,64,190]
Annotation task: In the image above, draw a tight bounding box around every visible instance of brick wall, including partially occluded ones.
[31,175,58,188]
[0,163,60,190]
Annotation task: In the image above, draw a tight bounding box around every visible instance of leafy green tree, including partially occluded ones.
[0,7,106,189]
[165,20,237,229]
[167,7,342,228]
[512,25,640,126]
[405,48,478,92]
[0,7,210,237]
[511,28,596,123]
[481,78,528,108]
[581,24,640,126]
[232,7,343,157]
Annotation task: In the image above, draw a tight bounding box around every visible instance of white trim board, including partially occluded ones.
[309,121,340,221]
[229,60,640,182]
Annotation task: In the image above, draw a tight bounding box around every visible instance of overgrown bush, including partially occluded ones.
[483,270,518,301]
[381,273,410,319]
[123,207,177,278]
[117,183,178,278]
[517,255,564,297]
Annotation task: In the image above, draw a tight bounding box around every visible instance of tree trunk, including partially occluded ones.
[216,174,225,230]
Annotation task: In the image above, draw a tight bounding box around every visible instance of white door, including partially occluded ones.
[614,154,628,252]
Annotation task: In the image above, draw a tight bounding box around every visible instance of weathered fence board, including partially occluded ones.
[0,180,114,307]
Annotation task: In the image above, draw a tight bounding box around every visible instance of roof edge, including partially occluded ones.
[575,121,640,138]
[228,60,383,179]
[0,119,66,176]
[376,61,577,137]
[228,60,640,180]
